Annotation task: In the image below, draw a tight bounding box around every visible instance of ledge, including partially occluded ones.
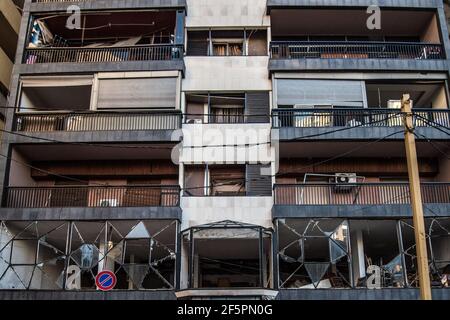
[0,290,177,300]
[29,0,187,12]
[276,288,450,300]
[277,126,449,141]
[267,0,443,10]
[176,289,279,299]
[7,129,181,144]
[269,58,449,73]
[272,204,450,219]
[16,60,185,76]
[0,206,182,221]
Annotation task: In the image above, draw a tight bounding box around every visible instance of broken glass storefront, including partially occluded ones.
[182,221,273,289]
[277,218,450,289]
[0,220,177,290]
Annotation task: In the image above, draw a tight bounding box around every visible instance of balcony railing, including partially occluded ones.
[14,111,182,132]
[184,113,270,124]
[270,41,445,60]
[4,185,180,208]
[272,108,450,128]
[24,44,184,64]
[274,183,450,205]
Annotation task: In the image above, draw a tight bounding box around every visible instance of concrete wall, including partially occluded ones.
[421,14,441,43]
[186,0,270,27]
[181,196,273,230]
[183,57,271,92]
[180,123,273,164]
[8,149,36,187]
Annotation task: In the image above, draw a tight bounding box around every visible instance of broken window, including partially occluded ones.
[183,165,246,196]
[278,218,450,290]
[0,220,177,291]
[399,218,450,288]
[278,219,351,289]
[0,221,68,290]
[182,221,272,289]
[187,29,267,56]
[349,220,404,289]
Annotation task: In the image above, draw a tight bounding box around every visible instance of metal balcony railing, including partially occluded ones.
[273,183,450,205]
[271,108,450,128]
[270,41,445,60]
[4,185,180,208]
[14,111,182,132]
[24,44,184,64]
[184,113,270,124]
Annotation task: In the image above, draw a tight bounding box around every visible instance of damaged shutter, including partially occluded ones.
[97,77,177,109]
[245,92,270,123]
[246,165,272,196]
[277,79,365,107]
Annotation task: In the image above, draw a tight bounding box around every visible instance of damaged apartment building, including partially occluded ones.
[0,0,449,300]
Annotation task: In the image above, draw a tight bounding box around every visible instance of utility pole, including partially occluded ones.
[401,94,432,300]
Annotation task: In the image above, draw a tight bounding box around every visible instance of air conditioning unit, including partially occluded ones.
[333,173,357,192]
[99,199,119,207]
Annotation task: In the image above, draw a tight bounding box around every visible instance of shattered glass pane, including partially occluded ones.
[331,221,348,251]
[106,241,124,265]
[126,222,151,239]
[13,222,38,239]
[280,239,303,263]
[12,265,35,289]
[303,236,329,262]
[123,264,150,289]
[143,267,173,289]
[71,222,105,251]
[71,244,100,270]
[11,240,38,265]
[330,239,347,263]
[151,241,175,266]
[36,222,67,239]
[304,263,330,286]
[0,267,26,289]
[124,239,150,264]
[29,262,63,290]
[0,242,11,276]
[384,254,405,288]
[37,239,65,264]
[303,220,326,237]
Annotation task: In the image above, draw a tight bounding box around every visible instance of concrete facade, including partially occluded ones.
[0,0,449,300]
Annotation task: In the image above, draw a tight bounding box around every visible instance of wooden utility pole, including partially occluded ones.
[401,94,432,300]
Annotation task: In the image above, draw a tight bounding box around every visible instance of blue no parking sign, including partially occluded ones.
[95,270,117,291]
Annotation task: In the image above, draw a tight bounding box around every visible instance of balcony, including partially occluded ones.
[4,185,180,208]
[272,108,450,140]
[268,8,448,72]
[274,183,450,205]
[14,110,182,132]
[24,44,183,64]
[29,0,187,13]
[270,41,445,61]
[273,183,450,218]
[21,10,185,72]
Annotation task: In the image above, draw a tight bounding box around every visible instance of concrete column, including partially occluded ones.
[350,229,366,284]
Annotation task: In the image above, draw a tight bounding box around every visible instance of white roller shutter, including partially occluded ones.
[277,79,365,107]
[97,77,177,109]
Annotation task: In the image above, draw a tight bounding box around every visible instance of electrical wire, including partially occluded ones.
[414,132,450,160]
[0,114,401,150]
[0,130,404,192]
[413,115,450,137]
